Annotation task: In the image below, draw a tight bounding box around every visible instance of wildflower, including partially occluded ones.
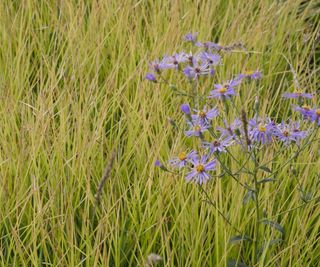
[274,121,308,145]
[185,120,209,137]
[168,150,198,169]
[210,78,242,99]
[181,103,191,115]
[191,106,219,124]
[183,62,211,79]
[185,155,216,184]
[169,52,189,68]
[149,56,176,72]
[196,41,224,51]
[184,32,198,43]
[249,117,276,144]
[203,136,233,154]
[294,105,313,120]
[217,119,243,139]
[237,70,262,80]
[182,52,195,66]
[199,51,221,66]
[282,91,313,99]
[208,84,236,99]
[145,73,157,82]
[310,108,320,125]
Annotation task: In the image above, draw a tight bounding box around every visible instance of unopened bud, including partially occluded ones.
[180,104,191,115]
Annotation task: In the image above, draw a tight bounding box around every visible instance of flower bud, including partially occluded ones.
[155,160,168,171]
[180,104,191,115]
[145,73,157,82]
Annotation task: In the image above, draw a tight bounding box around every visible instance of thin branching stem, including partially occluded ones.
[198,184,248,237]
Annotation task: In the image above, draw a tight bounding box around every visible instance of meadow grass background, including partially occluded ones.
[0,0,319,266]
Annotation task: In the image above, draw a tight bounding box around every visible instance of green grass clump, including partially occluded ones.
[0,0,319,266]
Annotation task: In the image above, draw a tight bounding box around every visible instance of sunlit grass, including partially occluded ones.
[0,0,319,266]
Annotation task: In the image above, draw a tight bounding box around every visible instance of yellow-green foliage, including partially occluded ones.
[0,0,319,266]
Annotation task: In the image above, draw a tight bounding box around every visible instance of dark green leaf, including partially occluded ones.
[257,178,277,184]
[267,238,283,246]
[229,235,252,244]
[258,166,272,173]
[259,239,283,255]
[243,191,254,205]
[261,219,285,236]
[227,260,248,267]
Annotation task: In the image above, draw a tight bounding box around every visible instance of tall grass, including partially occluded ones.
[0,0,319,266]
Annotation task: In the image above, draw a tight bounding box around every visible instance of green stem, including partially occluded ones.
[252,150,260,264]
[198,184,246,236]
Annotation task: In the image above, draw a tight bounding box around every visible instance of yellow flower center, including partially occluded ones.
[302,105,310,110]
[316,109,320,116]
[178,152,187,161]
[258,124,266,132]
[196,164,205,173]
[218,87,227,93]
[294,90,303,95]
[199,111,206,118]
[283,130,290,137]
[194,125,201,131]
[245,70,254,75]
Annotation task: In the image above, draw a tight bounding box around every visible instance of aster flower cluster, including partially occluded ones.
[148,32,318,185]
[294,105,320,126]
[148,32,319,265]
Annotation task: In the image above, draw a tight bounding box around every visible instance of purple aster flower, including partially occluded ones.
[195,41,224,51]
[149,56,176,72]
[199,51,221,66]
[166,52,189,69]
[185,155,216,184]
[145,73,157,82]
[168,150,198,169]
[156,53,189,70]
[211,78,242,96]
[282,91,313,99]
[181,103,191,115]
[249,117,276,144]
[185,120,209,137]
[202,136,233,154]
[310,108,320,125]
[274,121,308,145]
[208,84,236,99]
[191,106,219,124]
[294,105,313,120]
[237,71,262,80]
[217,119,243,139]
[184,32,198,43]
[183,62,211,79]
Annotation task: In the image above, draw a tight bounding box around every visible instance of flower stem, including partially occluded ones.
[252,150,260,264]
[198,184,246,236]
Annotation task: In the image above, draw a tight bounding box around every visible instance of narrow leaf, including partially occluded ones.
[243,191,254,205]
[267,238,283,246]
[227,260,248,267]
[229,235,252,244]
[257,178,277,184]
[261,219,285,236]
[259,166,272,173]
[259,239,283,255]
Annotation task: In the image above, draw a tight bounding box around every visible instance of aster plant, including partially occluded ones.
[147,32,319,266]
